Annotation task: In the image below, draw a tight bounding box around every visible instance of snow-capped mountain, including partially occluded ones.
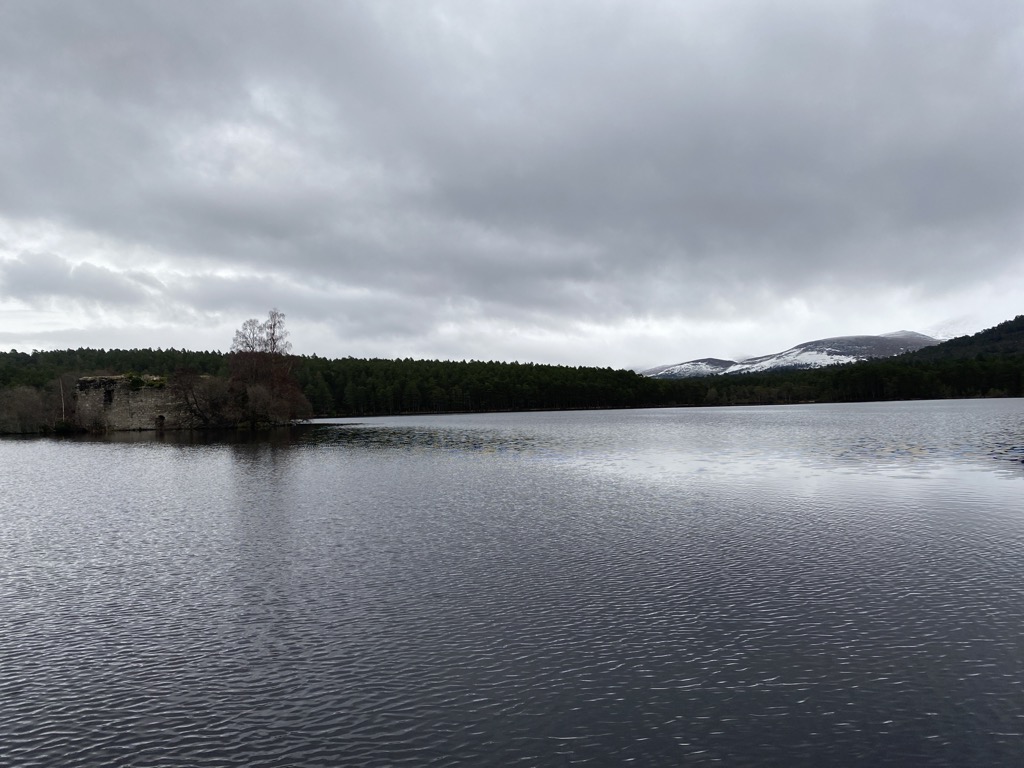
[642,331,939,379]
[641,358,737,378]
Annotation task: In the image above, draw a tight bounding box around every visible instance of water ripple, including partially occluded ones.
[2,401,1023,766]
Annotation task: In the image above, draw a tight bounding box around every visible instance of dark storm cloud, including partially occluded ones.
[0,1,1022,364]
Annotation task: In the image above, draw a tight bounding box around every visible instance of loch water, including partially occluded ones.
[2,399,1024,767]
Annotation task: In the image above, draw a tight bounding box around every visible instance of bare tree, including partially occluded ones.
[169,369,235,428]
[231,318,265,354]
[230,308,292,355]
[227,309,310,428]
[43,372,80,430]
[263,308,291,355]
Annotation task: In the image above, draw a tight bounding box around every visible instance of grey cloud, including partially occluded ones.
[0,1,1022,364]
[0,253,156,306]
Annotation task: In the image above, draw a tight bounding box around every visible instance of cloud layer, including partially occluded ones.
[1,1,1022,367]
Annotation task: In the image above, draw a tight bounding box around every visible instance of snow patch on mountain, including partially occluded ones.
[734,347,860,373]
[642,331,939,379]
[641,358,736,378]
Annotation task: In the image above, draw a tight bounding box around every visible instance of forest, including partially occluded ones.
[1,314,1022,433]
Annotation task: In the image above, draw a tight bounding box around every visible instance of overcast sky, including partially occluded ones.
[1,1,1022,370]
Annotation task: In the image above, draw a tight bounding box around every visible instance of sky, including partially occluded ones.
[1,1,1022,371]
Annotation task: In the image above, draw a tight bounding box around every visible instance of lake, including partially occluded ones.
[2,399,1023,766]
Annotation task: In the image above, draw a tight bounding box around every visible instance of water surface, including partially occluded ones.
[2,400,1023,766]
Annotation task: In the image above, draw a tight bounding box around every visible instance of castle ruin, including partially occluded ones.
[75,376,182,431]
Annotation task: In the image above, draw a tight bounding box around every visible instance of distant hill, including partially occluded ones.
[643,331,939,379]
[907,315,1024,361]
[641,358,737,378]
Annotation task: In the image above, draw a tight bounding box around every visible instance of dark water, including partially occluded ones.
[2,400,1023,767]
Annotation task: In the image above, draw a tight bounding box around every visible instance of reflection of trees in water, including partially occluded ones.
[302,425,546,457]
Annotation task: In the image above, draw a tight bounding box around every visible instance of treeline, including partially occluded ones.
[694,355,1024,406]
[911,314,1024,360]
[293,357,685,415]
[0,347,229,434]
[0,347,227,390]
[1,339,1021,433]
[0,347,697,431]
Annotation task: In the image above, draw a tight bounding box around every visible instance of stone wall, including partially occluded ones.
[76,376,183,431]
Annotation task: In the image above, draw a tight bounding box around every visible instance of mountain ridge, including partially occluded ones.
[643,331,940,379]
[906,315,1024,361]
